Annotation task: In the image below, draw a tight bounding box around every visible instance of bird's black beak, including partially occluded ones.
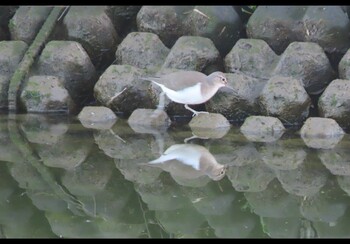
[221,85,237,94]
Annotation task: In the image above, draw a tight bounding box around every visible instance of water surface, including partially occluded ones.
[1,114,350,238]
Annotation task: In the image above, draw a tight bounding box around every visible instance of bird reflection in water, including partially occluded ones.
[145,143,227,181]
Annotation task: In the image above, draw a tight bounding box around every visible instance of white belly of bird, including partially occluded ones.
[149,144,202,170]
[162,83,208,105]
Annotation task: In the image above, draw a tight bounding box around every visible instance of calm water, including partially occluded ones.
[1,113,350,238]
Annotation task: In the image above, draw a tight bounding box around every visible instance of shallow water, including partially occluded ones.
[0,113,350,238]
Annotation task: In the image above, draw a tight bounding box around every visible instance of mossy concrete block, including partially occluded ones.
[206,72,266,122]
[63,6,120,70]
[20,75,76,113]
[9,6,53,44]
[258,75,311,124]
[273,42,335,95]
[0,40,28,78]
[318,79,350,128]
[136,6,190,47]
[339,49,350,79]
[162,36,222,73]
[36,41,96,107]
[183,6,243,56]
[94,65,153,116]
[104,6,141,37]
[224,38,279,80]
[115,32,169,71]
[0,75,9,109]
[246,6,350,63]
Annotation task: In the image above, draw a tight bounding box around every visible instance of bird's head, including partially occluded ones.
[210,164,227,181]
[209,71,228,88]
[208,71,236,93]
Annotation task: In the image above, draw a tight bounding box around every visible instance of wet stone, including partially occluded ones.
[189,113,230,129]
[78,106,117,130]
[128,108,171,128]
[240,116,285,143]
[300,117,344,137]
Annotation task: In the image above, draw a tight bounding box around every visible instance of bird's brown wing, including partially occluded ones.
[156,71,207,91]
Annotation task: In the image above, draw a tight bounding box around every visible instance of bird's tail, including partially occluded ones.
[140,77,162,87]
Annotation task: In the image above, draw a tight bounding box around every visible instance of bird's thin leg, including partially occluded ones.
[157,91,165,110]
[151,92,166,118]
[184,132,209,143]
[184,104,209,117]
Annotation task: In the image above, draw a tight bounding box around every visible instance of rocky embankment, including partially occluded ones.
[1,6,350,134]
